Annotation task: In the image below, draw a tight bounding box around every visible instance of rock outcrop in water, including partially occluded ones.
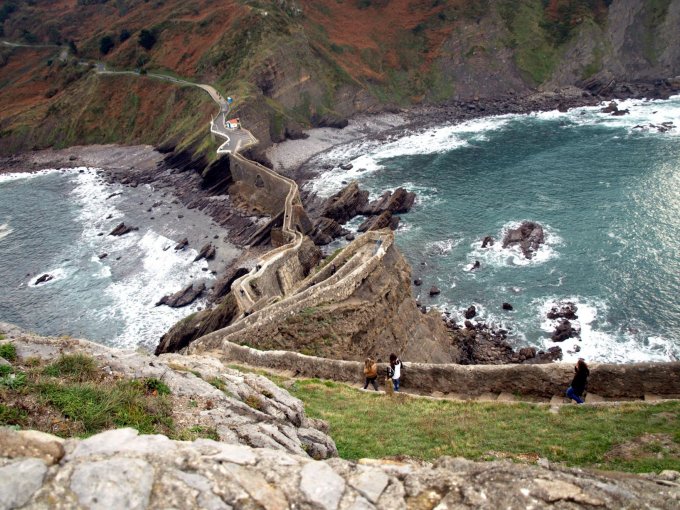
[156,283,205,308]
[109,222,138,236]
[502,221,545,259]
[33,274,53,285]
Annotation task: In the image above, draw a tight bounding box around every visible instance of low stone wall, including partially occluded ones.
[229,153,290,215]
[207,341,680,399]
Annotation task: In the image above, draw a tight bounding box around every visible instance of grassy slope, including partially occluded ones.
[289,379,680,473]
[0,0,621,156]
[0,347,219,441]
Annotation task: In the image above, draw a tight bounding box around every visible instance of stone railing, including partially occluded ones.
[197,339,680,400]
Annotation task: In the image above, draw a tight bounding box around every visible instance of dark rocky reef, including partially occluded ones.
[156,283,206,308]
[502,221,545,259]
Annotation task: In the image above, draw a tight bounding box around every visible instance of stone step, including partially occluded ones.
[584,393,605,403]
[550,395,570,406]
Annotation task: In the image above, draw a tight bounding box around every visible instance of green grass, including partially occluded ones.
[1,353,175,437]
[0,342,17,361]
[36,379,173,435]
[43,354,98,381]
[287,379,680,473]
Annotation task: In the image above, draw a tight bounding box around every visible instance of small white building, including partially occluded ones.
[226,117,241,129]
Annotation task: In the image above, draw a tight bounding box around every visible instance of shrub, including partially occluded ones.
[143,377,171,395]
[0,370,27,389]
[0,342,17,361]
[99,35,115,55]
[138,29,157,50]
[119,29,131,42]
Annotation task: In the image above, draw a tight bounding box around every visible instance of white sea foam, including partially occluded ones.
[103,230,214,349]
[537,296,678,363]
[28,267,69,287]
[0,222,13,242]
[0,168,70,184]
[536,94,680,136]
[425,238,459,256]
[468,221,561,268]
[310,115,514,197]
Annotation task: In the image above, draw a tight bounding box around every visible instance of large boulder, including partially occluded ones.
[358,211,399,232]
[320,182,369,224]
[502,221,545,259]
[310,217,347,245]
[359,187,416,215]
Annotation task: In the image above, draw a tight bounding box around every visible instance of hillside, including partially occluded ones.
[1,0,679,160]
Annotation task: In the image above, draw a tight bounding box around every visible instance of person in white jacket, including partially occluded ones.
[389,353,402,392]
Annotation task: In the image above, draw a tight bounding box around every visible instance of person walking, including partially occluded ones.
[363,357,379,391]
[389,353,402,392]
[566,358,589,404]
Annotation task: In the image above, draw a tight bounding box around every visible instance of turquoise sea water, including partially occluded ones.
[310,97,680,362]
[0,168,216,349]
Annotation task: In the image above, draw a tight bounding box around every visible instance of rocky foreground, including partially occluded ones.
[3,426,680,510]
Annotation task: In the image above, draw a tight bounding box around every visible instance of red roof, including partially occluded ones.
[227,118,240,124]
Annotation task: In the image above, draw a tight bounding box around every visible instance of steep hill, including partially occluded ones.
[1,0,679,159]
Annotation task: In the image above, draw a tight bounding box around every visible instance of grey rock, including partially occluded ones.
[68,428,176,460]
[349,468,390,503]
[0,458,47,510]
[300,461,346,510]
[70,458,154,510]
[0,357,9,367]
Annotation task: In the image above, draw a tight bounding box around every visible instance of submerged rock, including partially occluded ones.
[194,243,216,262]
[109,223,138,236]
[547,302,578,320]
[174,237,189,250]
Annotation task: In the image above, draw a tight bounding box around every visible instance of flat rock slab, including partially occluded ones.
[585,393,605,403]
[3,428,679,509]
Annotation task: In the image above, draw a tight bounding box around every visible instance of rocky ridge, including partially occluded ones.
[2,427,679,510]
[0,323,336,460]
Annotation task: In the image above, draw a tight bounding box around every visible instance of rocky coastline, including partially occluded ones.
[1,80,678,363]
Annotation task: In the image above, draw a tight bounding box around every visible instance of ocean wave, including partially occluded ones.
[28,267,69,287]
[425,238,459,256]
[0,222,13,242]
[0,168,70,184]
[104,230,214,349]
[536,296,678,363]
[535,95,680,136]
[468,220,562,268]
[309,116,514,197]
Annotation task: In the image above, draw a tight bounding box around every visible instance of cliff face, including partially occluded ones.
[1,0,679,158]
[181,234,459,364]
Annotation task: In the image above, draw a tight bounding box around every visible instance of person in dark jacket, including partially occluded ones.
[566,358,589,404]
